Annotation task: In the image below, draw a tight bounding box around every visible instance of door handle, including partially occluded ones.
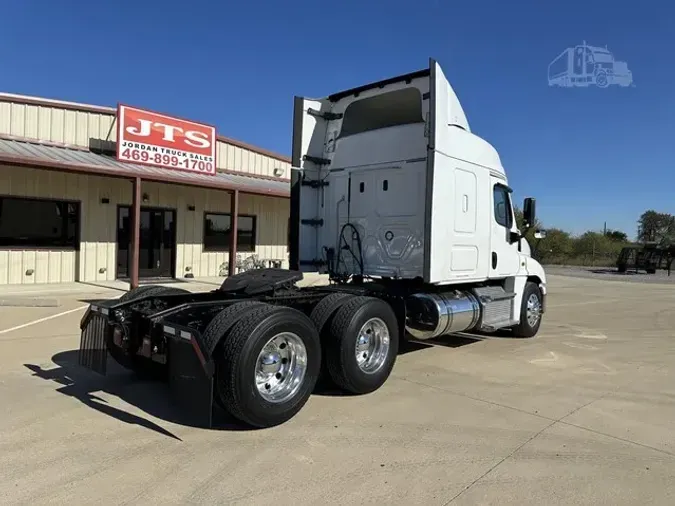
[492,252,498,269]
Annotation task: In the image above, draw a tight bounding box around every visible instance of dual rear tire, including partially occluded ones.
[209,294,400,428]
[209,304,322,428]
[314,295,399,395]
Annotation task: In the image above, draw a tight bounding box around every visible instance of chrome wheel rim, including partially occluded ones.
[526,293,542,327]
[355,317,390,374]
[255,332,307,403]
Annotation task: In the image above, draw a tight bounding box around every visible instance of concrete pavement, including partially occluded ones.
[0,273,674,505]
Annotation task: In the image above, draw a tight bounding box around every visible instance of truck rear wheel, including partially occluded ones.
[510,282,543,338]
[118,284,187,302]
[325,296,399,395]
[201,301,267,409]
[310,292,353,334]
[215,304,321,428]
[202,301,267,356]
[309,292,354,387]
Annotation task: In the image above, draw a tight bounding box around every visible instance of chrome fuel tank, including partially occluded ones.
[405,291,480,340]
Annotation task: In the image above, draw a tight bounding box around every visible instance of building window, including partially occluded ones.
[203,212,256,252]
[493,185,513,229]
[0,196,80,248]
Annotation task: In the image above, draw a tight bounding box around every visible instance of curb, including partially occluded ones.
[0,297,60,308]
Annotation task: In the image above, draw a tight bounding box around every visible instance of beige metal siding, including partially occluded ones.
[0,101,116,146]
[0,100,291,179]
[216,142,292,179]
[0,165,289,284]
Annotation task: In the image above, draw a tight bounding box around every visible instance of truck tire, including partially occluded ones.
[109,285,189,379]
[309,292,353,334]
[215,304,321,428]
[201,301,267,356]
[325,296,399,395]
[201,301,267,410]
[510,282,543,338]
[118,285,189,303]
[309,292,354,387]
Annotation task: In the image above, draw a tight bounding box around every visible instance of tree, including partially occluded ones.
[573,231,624,265]
[535,228,573,262]
[637,210,675,245]
[604,229,628,242]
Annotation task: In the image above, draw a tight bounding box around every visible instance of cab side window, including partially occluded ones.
[493,185,513,228]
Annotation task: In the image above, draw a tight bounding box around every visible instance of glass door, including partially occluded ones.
[116,207,176,279]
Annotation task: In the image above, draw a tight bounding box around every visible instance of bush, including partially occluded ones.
[531,230,629,267]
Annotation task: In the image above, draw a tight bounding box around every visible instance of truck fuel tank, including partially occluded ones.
[404,291,481,340]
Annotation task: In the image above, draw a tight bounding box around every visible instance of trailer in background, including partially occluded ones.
[616,243,674,275]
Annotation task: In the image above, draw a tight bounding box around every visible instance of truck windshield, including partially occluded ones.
[592,51,612,62]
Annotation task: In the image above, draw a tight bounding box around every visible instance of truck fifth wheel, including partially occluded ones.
[78,58,547,429]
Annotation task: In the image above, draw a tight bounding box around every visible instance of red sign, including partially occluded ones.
[116,104,217,175]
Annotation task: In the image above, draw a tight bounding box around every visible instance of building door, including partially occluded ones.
[116,206,176,279]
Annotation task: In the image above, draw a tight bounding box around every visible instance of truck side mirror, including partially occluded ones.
[523,197,536,229]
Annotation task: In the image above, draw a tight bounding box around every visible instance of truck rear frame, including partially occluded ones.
[79,267,544,428]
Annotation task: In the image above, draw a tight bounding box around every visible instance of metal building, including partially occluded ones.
[0,93,291,286]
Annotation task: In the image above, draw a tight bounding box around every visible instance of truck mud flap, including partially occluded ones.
[167,334,215,429]
[79,313,110,375]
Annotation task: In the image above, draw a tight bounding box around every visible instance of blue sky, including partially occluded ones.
[2,0,673,238]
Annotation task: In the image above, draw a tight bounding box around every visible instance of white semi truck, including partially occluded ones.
[79,58,547,429]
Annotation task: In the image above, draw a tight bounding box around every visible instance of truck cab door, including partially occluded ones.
[289,96,333,272]
[489,177,521,277]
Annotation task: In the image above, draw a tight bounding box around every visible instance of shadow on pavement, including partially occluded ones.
[313,333,484,397]
[25,333,488,427]
[24,350,253,439]
[589,268,639,276]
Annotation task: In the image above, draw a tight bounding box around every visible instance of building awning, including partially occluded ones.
[0,137,290,198]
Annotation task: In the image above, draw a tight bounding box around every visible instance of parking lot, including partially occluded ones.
[1,271,674,505]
